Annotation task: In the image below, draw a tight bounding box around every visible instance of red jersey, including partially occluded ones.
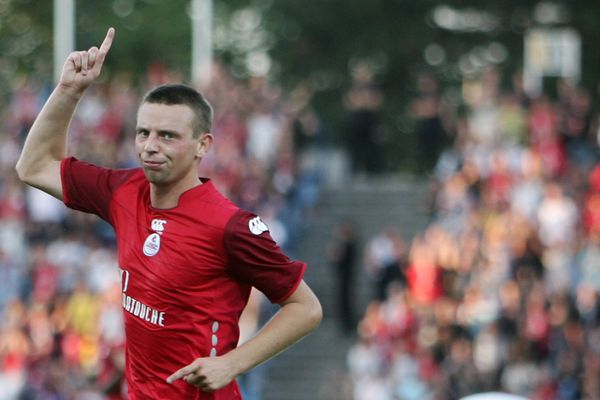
[60,157,306,399]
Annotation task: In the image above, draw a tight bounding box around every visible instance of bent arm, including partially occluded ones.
[167,280,322,390]
[231,280,323,373]
[15,86,83,199]
[15,27,115,200]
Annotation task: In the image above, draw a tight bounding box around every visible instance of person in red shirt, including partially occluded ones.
[15,28,322,399]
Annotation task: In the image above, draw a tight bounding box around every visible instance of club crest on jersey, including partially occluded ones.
[143,219,167,256]
[143,233,161,256]
[248,216,268,235]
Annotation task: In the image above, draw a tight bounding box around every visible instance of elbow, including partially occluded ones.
[15,159,35,186]
[282,281,323,334]
[15,157,49,187]
[15,160,27,183]
[306,297,323,333]
[14,159,63,200]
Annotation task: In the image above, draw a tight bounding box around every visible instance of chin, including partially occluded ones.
[144,170,165,184]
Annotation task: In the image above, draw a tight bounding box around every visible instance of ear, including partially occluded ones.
[196,133,213,159]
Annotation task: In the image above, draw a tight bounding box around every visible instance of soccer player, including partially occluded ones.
[15,28,322,399]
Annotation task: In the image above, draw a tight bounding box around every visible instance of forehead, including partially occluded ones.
[136,102,195,131]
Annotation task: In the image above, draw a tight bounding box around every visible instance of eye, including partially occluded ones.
[136,129,149,137]
[159,131,178,140]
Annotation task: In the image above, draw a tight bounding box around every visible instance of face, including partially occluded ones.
[135,102,211,188]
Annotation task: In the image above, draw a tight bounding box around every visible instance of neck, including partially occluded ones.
[150,176,202,209]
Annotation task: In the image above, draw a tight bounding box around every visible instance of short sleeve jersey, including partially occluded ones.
[60,157,306,399]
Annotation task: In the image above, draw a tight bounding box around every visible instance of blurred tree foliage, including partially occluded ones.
[257,0,600,169]
[1,0,599,171]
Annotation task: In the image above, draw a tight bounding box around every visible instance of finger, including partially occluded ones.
[71,52,82,72]
[92,28,115,75]
[184,374,215,392]
[167,365,196,383]
[81,52,89,74]
[98,27,115,58]
[184,372,206,385]
[87,46,99,69]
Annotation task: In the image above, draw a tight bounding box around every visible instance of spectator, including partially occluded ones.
[328,220,360,334]
[346,67,600,400]
[364,226,407,301]
[0,33,326,400]
[343,62,385,176]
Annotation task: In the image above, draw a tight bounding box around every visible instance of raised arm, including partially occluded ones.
[15,27,115,199]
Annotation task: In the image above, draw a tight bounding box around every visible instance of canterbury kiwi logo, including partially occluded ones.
[248,216,268,235]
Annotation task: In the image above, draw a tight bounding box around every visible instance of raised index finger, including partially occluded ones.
[99,27,116,56]
[92,27,115,73]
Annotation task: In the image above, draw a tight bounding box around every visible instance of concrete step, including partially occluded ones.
[261,175,431,399]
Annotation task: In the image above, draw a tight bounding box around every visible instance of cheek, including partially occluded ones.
[134,137,145,152]
[134,142,142,153]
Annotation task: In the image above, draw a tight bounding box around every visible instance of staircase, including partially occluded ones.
[261,175,432,400]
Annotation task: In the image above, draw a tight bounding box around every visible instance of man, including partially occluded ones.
[16,28,322,399]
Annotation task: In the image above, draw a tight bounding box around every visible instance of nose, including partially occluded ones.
[143,132,160,153]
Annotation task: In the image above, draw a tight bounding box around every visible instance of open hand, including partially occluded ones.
[59,27,115,94]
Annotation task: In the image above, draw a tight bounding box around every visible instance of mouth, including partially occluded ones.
[142,160,165,171]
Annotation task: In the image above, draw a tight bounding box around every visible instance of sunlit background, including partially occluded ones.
[1,1,599,399]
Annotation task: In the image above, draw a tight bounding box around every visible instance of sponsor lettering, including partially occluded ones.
[122,293,166,326]
[120,268,166,327]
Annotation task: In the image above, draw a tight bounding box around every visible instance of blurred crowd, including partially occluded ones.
[0,62,325,399]
[3,44,600,400]
[347,69,600,400]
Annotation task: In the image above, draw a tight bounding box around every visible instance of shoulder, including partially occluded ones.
[61,157,144,219]
[63,157,143,185]
[182,180,241,228]
[225,209,267,237]
[223,210,278,253]
[189,184,265,239]
[119,168,147,186]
